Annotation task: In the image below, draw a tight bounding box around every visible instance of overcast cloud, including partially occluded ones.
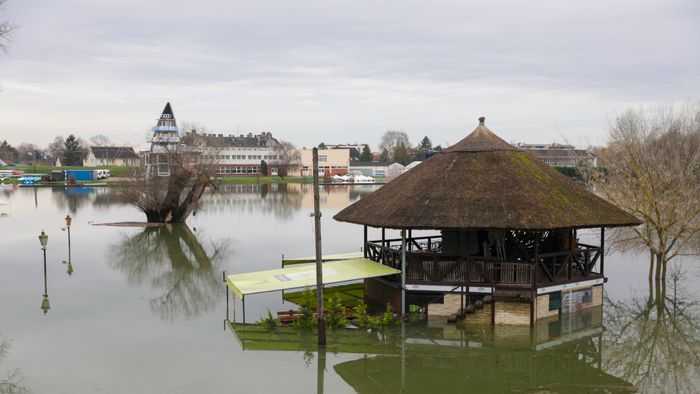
[0,0,698,150]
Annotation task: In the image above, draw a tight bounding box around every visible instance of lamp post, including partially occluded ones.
[39,230,50,315]
[64,214,73,276]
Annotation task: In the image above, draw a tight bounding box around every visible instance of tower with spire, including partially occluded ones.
[146,102,181,177]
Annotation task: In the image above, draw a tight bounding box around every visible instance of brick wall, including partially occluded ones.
[535,294,559,319]
[494,301,531,326]
[464,303,493,325]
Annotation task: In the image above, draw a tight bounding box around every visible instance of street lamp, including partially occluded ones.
[39,230,50,315]
[63,214,72,276]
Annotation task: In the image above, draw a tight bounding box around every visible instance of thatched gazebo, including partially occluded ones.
[334,117,640,325]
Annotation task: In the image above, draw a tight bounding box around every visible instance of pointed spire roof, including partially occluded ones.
[160,102,175,120]
[444,117,515,152]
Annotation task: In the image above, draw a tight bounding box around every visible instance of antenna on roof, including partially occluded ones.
[478,117,485,125]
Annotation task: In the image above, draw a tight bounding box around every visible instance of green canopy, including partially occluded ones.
[226,258,400,298]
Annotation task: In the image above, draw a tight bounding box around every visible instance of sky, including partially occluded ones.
[0,0,698,151]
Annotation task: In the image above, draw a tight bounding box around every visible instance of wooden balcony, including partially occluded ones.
[365,236,603,289]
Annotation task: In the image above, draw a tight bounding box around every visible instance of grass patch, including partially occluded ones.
[283,283,364,308]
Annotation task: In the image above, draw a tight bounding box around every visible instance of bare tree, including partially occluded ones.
[0,0,16,52]
[274,140,300,178]
[46,135,65,161]
[597,103,700,281]
[379,130,411,160]
[89,134,112,147]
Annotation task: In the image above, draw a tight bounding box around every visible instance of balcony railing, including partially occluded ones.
[365,237,602,288]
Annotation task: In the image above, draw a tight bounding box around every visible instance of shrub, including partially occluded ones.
[257,309,278,331]
[294,288,317,329]
[326,295,348,328]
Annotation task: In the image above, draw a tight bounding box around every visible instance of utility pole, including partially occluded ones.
[312,147,326,345]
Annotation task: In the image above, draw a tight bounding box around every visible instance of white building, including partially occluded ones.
[184,131,295,176]
[349,161,390,177]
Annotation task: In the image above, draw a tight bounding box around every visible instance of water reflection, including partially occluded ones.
[228,305,634,393]
[0,334,29,394]
[199,183,380,218]
[604,270,700,392]
[108,225,231,321]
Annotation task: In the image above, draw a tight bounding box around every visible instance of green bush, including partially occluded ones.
[294,288,317,329]
[326,295,349,328]
[257,309,279,331]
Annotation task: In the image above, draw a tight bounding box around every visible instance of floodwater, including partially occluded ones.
[1,184,699,393]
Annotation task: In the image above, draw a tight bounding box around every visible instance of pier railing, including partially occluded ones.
[366,237,602,288]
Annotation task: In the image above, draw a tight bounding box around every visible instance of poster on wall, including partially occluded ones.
[561,287,593,313]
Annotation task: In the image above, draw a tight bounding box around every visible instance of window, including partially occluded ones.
[549,291,561,311]
[319,155,327,162]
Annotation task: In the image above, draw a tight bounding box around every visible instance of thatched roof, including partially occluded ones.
[334,118,641,230]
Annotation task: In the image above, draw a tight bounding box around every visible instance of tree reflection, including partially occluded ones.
[604,267,700,392]
[0,335,29,394]
[109,225,231,321]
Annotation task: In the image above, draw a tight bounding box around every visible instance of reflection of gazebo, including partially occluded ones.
[334,337,633,393]
[334,118,641,324]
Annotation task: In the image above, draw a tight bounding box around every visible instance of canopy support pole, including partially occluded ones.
[600,227,605,276]
[224,270,229,321]
[363,225,368,258]
[242,295,246,325]
[401,229,407,315]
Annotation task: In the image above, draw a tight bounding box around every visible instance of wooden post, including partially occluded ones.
[568,229,573,280]
[600,227,605,276]
[401,229,407,315]
[531,232,539,327]
[317,347,327,394]
[223,270,229,321]
[381,228,386,248]
[408,229,412,251]
[363,225,368,258]
[312,147,326,346]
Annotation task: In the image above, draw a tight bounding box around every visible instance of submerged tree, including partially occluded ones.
[128,149,216,223]
[597,103,700,280]
[128,103,217,223]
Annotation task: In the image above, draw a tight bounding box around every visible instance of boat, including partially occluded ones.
[17,176,41,185]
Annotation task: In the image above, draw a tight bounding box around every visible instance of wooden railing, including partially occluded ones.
[366,239,602,288]
[406,251,533,287]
